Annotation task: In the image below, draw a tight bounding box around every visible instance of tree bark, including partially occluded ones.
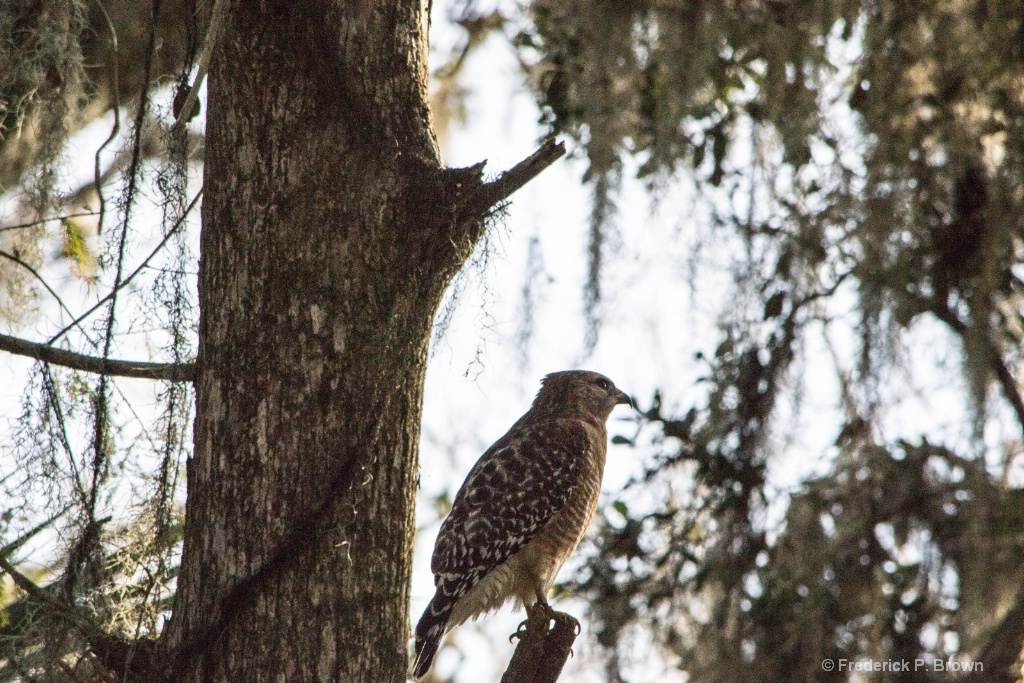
[162,2,476,681]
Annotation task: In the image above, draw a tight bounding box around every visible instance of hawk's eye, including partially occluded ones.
[595,378,610,390]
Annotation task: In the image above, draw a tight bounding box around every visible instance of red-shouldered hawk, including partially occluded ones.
[412,370,631,678]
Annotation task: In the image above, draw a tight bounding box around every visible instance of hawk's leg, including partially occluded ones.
[505,599,582,679]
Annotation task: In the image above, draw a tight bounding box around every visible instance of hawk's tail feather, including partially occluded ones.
[413,593,453,679]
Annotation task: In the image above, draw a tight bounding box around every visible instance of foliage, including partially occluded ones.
[504,1,1024,680]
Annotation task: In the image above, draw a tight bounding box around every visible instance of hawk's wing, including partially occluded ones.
[430,418,590,589]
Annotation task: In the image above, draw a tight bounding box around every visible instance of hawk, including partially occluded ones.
[412,370,631,678]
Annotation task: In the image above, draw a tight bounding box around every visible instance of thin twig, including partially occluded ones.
[93,0,121,235]
[0,249,79,322]
[0,211,100,234]
[172,0,226,131]
[47,189,202,345]
[84,0,161,543]
[41,364,89,506]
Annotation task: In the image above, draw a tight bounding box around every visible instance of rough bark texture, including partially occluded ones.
[163,2,487,681]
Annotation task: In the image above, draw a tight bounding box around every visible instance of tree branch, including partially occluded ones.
[426,139,566,267]
[0,553,92,634]
[0,211,100,234]
[501,606,579,683]
[0,507,71,557]
[473,137,566,213]
[92,0,120,236]
[0,248,80,323]
[172,0,225,130]
[0,332,195,381]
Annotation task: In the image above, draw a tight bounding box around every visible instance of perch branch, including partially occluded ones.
[0,332,195,382]
[501,606,579,683]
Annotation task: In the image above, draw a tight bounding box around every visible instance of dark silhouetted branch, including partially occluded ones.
[0,332,194,381]
[0,507,71,557]
[92,0,120,235]
[0,553,94,634]
[172,0,225,130]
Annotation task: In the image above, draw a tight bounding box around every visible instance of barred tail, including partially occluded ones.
[413,593,453,679]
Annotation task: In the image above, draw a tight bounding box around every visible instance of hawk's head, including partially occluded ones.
[534,370,632,421]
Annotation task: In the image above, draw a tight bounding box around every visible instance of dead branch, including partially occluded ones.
[471,138,567,214]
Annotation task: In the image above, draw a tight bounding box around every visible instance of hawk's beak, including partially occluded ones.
[616,390,633,408]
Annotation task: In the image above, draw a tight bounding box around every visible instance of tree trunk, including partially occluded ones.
[163,2,476,680]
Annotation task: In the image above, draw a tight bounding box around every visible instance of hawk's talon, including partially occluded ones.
[509,620,530,643]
